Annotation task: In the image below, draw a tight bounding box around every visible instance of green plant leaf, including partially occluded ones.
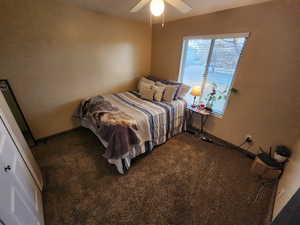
[231,87,239,94]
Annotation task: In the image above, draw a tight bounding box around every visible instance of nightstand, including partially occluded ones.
[186,105,212,142]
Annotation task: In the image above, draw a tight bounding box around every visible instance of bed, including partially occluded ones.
[76,90,187,174]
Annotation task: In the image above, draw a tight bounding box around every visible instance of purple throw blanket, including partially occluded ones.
[75,96,140,159]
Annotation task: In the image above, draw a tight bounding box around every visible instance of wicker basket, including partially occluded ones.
[251,156,282,179]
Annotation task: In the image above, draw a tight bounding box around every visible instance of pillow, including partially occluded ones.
[146,75,163,82]
[140,83,155,101]
[146,76,183,99]
[176,84,191,98]
[156,82,178,102]
[160,80,182,99]
[152,85,165,102]
[138,77,155,92]
[161,80,181,86]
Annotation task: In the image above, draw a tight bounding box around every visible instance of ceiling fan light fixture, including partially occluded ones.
[150,0,165,17]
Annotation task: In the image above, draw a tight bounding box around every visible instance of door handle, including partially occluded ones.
[4,165,11,172]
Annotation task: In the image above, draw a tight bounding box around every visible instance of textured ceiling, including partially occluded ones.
[60,0,272,23]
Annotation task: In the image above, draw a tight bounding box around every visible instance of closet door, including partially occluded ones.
[0,91,43,190]
[0,118,44,225]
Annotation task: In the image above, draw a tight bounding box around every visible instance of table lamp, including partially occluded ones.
[190,86,202,107]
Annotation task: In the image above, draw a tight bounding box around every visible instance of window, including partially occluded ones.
[179,33,248,116]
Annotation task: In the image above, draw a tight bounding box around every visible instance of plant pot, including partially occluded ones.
[274,152,288,163]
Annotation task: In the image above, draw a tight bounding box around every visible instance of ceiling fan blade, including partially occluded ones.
[130,0,151,13]
[165,0,192,13]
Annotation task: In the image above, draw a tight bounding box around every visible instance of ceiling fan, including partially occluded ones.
[130,0,192,17]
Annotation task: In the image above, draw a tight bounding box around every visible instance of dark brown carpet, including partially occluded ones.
[33,128,274,225]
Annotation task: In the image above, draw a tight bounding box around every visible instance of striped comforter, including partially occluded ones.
[78,91,187,174]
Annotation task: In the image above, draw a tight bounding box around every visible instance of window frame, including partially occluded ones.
[178,33,249,117]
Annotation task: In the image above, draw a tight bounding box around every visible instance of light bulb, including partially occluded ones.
[150,0,165,17]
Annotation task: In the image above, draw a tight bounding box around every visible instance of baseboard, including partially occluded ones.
[36,127,81,144]
[207,132,256,159]
[187,128,256,159]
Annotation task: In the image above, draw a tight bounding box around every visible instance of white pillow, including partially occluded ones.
[156,82,178,102]
[177,84,191,98]
[152,85,165,102]
[138,77,155,92]
[140,83,155,101]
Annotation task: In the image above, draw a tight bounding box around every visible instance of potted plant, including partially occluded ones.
[204,83,225,111]
[274,145,291,163]
[204,83,239,111]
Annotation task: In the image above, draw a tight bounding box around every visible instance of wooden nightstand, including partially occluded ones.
[186,105,212,142]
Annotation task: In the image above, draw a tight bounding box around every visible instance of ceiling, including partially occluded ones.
[60,0,272,23]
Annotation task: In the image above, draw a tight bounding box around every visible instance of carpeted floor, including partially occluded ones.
[33,128,274,225]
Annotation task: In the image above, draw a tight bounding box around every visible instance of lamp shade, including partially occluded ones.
[190,86,202,96]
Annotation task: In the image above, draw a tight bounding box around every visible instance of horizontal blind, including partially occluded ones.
[179,33,248,115]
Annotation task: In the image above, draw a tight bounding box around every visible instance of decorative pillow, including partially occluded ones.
[176,84,191,98]
[138,77,155,92]
[161,80,181,86]
[152,85,165,102]
[146,76,183,99]
[140,83,155,101]
[160,80,182,99]
[156,82,178,102]
[146,75,163,82]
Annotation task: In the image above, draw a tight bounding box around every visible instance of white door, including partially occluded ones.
[0,91,43,190]
[0,117,45,225]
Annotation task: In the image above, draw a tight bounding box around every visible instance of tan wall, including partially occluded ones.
[273,138,300,218]
[151,0,300,152]
[0,0,151,139]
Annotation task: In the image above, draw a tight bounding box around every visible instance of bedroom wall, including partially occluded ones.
[0,0,151,139]
[151,0,300,153]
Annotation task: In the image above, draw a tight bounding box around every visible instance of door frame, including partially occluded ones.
[0,79,36,146]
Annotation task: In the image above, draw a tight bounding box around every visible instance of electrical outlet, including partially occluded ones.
[245,134,253,143]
